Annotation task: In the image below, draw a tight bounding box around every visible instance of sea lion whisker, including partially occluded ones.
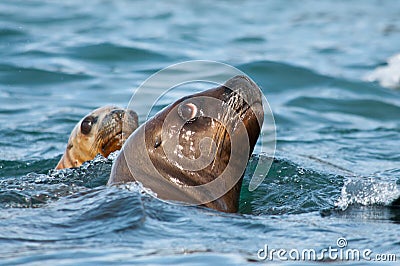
[210,120,227,170]
[208,92,246,171]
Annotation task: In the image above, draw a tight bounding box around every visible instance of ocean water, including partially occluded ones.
[1,0,400,265]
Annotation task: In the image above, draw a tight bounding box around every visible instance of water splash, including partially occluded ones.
[335,177,400,210]
[118,180,158,199]
[0,152,119,208]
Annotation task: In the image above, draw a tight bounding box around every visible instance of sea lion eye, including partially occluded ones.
[81,116,96,135]
[178,102,198,121]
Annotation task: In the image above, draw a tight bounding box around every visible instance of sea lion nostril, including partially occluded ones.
[110,109,125,120]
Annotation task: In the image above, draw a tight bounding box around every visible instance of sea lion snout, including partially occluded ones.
[224,75,263,121]
[108,109,137,121]
[109,109,125,120]
[225,75,261,98]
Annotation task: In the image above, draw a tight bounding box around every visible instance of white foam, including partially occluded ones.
[364,53,400,89]
[335,177,400,210]
[123,181,158,198]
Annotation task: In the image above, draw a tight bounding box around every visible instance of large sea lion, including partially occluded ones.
[108,75,264,213]
[56,106,138,169]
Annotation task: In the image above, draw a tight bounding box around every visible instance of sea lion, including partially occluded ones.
[108,75,264,213]
[56,106,139,169]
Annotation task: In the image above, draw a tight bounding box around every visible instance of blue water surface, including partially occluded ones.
[1,1,400,265]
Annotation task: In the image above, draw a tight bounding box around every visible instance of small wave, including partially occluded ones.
[67,42,169,62]
[233,36,265,43]
[0,153,117,208]
[240,155,343,215]
[238,60,331,92]
[45,153,117,187]
[286,96,400,121]
[0,187,146,243]
[0,63,90,86]
[238,60,400,99]
[0,27,26,38]
[58,187,146,238]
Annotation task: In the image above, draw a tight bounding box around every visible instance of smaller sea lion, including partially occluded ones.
[56,106,138,169]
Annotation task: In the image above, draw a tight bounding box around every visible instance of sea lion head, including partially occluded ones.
[56,106,138,169]
[109,75,264,212]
